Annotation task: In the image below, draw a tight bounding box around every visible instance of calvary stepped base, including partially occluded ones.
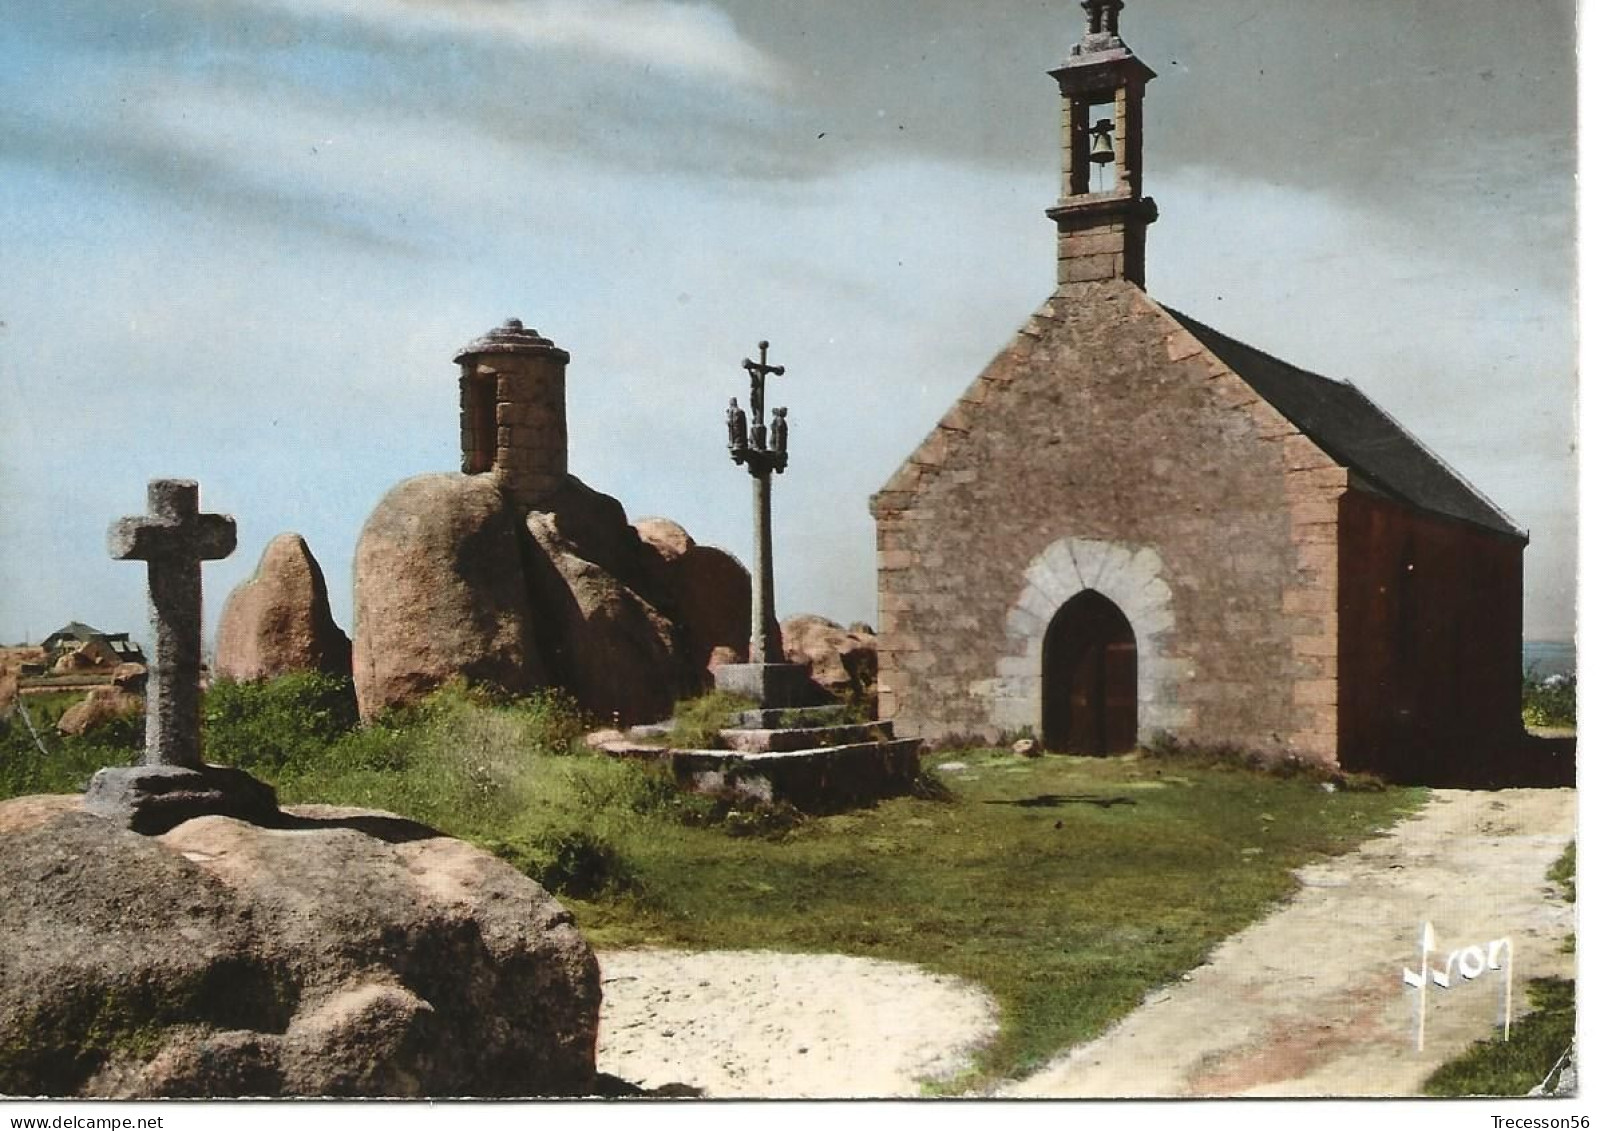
[592,716,922,810]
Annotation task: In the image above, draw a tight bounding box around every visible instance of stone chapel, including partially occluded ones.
[871,0,1532,783]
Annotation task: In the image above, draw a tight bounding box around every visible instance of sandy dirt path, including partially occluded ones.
[1001,787,1577,1097]
[595,950,999,1098]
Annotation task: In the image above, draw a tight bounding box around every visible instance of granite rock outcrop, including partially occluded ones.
[0,796,600,1098]
[216,534,352,684]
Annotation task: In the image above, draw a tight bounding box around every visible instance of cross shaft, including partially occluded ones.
[109,480,236,769]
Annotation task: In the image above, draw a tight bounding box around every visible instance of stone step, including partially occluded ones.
[669,739,924,810]
[585,730,926,811]
[730,706,883,730]
[718,723,892,754]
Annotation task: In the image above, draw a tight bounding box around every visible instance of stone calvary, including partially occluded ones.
[589,343,921,810]
[713,340,815,711]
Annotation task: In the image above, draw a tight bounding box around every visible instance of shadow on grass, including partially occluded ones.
[983,794,1137,810]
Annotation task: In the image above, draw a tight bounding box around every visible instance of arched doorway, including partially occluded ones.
[1042,590,1137,754]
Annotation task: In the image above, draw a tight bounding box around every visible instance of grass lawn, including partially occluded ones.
[0,690,137,799]
[1422,978,1575,1097]
[12,690,89,724]
[562,747,1423,1089]
[0,678,1426,1092]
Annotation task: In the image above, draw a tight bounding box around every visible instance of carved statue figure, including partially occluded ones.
[771,407,788,455]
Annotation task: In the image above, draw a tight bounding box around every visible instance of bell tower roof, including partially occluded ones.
[1082,0,1122,37]
[1052,0,1157,94]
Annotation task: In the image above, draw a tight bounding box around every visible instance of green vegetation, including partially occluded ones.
[0,677,1426,1090]
[0,691,141,798]
[775,702,871,728]
[1143,731,1388,790]
[1423,840,1576,1097]
[1548,840,1576,906]
[659,690,756,749]
[1522,672,1577,730]
[1422,978,1574,1097]
[203,672,360,777]
[12,691,96,731]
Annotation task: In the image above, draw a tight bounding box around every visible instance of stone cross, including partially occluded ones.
[713,342,812,710]
[109,479,236,769]
[724,342,793,665]
[743,340,785,452]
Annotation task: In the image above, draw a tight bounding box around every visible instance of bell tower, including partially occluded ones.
[1047,0,1158,288]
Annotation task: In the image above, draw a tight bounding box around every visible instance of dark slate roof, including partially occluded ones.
[44,621,104,642]
[1163,307,1526,541]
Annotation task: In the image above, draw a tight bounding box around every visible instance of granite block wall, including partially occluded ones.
[871,278,1345,761]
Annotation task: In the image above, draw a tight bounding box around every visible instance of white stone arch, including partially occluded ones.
[988,538,1191,741]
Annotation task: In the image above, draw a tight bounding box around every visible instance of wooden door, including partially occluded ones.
[1042,591,1137,754]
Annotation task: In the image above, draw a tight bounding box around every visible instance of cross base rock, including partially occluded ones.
[84,763,282,835]
[711,662,813,709]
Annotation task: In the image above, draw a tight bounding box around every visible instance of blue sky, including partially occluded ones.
[0,0,1578,648]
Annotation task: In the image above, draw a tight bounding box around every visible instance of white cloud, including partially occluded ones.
[251,0,788,90]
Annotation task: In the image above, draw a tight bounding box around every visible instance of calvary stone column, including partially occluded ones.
[713,342,812,709]
[84,479,280,834]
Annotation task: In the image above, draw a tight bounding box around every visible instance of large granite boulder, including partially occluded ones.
[352,474,544,719]
[216,534,352,684]
[52,649,97,675]
[525,508,688,726]
[216,537,353,684]
[635,518,751,680]
[350,469,720,724]
[112,663,148,693]
[782,616,879,708]
[0,796,600,1098]
[56,687,142,737]
[538,478,656,595]
[633,516,694,563]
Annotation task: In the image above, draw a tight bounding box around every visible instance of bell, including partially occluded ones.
[1088,120,1116,166]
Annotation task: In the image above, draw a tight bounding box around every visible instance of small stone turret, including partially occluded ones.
[455,319,572,509]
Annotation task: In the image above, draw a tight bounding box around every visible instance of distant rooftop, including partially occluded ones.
[44,621,106,641]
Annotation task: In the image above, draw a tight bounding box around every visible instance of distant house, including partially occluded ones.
[41,622,146,670]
